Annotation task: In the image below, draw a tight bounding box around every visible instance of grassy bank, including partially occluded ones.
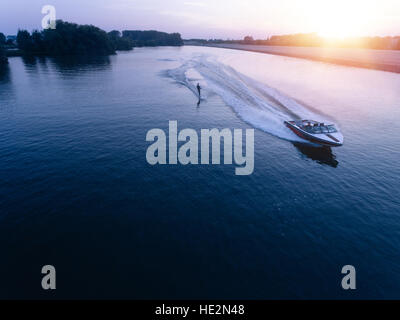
[190,42,400,74]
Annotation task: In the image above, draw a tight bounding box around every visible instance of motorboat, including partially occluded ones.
[284,120,343,147]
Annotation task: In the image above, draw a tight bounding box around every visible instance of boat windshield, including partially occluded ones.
[302,124,338,134]
[327,125,338,133]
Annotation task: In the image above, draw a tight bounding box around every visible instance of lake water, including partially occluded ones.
[0,46,399,299]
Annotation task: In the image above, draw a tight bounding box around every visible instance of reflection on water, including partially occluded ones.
[21,55,38,67]
[0,64,13,101]
[293,142,339,168]
[20,55,112,77]
[0,64,10,84]
[49,55,112,73]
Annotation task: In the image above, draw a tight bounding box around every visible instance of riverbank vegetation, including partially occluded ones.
[0,47,7,65]
[107,30,135,51]
[16,21,116,56]
[186,33,400,51]
[1,20,183,59]
[0,33,8,64]
[122,30,183,47]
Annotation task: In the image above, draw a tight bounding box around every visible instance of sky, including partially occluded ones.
[1,0,400,39]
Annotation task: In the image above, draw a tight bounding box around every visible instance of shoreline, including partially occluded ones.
[188,43,400,74]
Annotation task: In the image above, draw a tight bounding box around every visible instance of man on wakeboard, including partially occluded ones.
[197,83,201,99]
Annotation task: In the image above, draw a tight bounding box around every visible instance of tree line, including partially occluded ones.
[0,33,8,64]
[1,20,183,60]
[263,33,400,50]
[122,30,183,47]
[188,33,400,50]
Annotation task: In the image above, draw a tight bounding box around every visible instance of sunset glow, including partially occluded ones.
[312,0,378,39]
[1,0,400,39]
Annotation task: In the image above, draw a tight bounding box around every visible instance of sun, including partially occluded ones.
[318,24,360,39]
[317,14,363,39]
[310,0,373,39]
[317,12,364,39]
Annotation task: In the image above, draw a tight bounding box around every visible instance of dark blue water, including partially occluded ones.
[0,47,399,299]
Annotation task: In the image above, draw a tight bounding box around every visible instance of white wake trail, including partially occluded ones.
[167,54,330,142]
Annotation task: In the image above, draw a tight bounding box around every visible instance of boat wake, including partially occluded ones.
[167,54,333,143]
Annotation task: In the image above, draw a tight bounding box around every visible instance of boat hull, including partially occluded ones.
[285,121,343,147]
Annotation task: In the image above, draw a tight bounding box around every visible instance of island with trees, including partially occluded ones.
[0,20,184,60]
[16,20,122,56]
